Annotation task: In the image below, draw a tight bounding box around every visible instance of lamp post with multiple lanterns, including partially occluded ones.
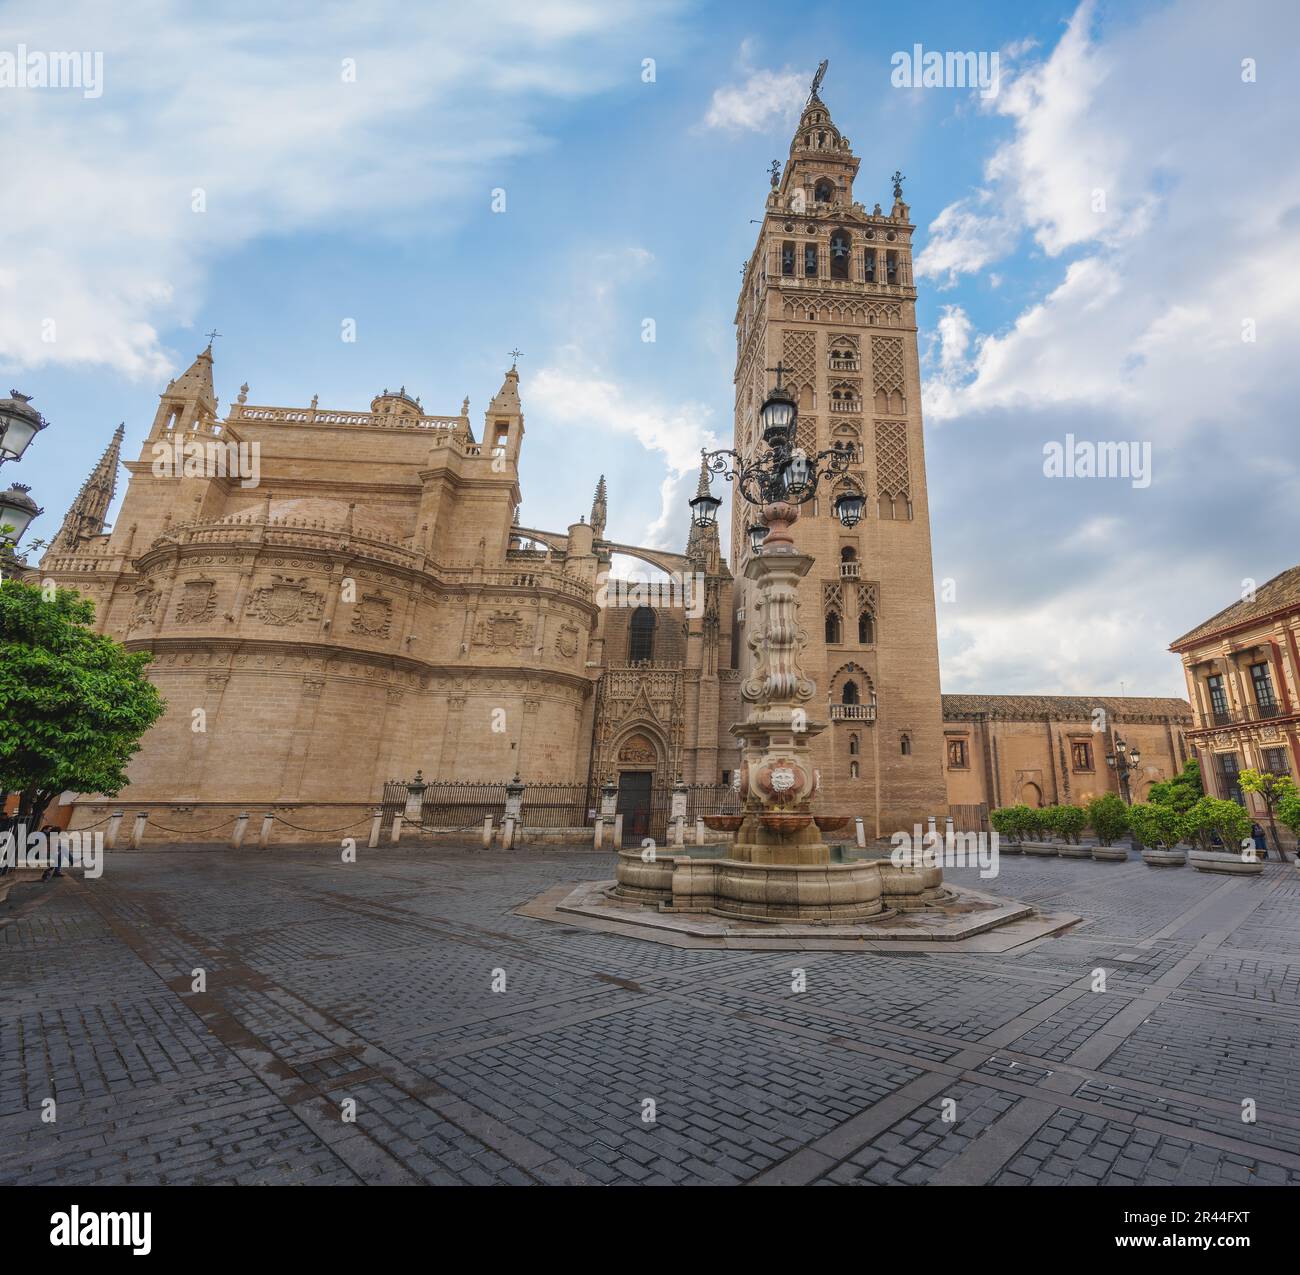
[0,391,49,561]
[1106,734,1142,804]
[686,369,863,864]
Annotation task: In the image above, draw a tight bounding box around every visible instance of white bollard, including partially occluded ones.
[258,813,274,849]
[502,816,516,850]
[613,813,623,847]
[855,816,866,849]
[671,816,685,848]
[231,812,250,850]
[696,817,705,846]
[483,816,494,849]
[593,817,604,851]
[368,811,382,849]
[130,812,149,849]
[391,814,403,845]
[105,811,124,850]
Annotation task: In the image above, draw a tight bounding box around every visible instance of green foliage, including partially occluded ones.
[0,579,166,825]
[1127,802,1182,849]
[1277,790,1300,837]
[1238,768,1296,808]
[1086,793,1130,846]
[989,804,1034,841]
[1024,806,1053,840]
[1147,759,1204,815]
[1178,795,1253,852]
[1045,804,1088,844]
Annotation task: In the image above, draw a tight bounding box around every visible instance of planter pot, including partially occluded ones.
[1024,841,1058,857]
[999,840,1024,854]
[1058,843,1092,859]
[1188,849,1264,876]
[1091,845,1129,862]
[1141,846,1187,867]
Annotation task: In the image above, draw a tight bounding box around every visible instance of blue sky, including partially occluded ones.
[3,0,1298,697]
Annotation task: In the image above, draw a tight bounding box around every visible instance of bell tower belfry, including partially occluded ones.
[731,68,948,838]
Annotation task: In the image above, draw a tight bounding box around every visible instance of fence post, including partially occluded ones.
[855,816,866,849]
[105,811,124,850]
[670,778,688,848]
[368,811,382,849]
[231,812,250,850]
[404,771,427,823]
[257,813,274,849]
[482,816,494,849]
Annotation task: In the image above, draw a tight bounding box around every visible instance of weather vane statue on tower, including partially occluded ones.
[808,59,827,104]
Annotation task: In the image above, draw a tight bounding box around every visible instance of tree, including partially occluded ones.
[1086,793,1130,846]
[1127,802,1182,850]
[0,579,165,828]
[1178,795,1253,855]
[1147,758,1203,815]
[1046,804,1088,844]
[1278,789,1300,855]
[1237,768,1296,858]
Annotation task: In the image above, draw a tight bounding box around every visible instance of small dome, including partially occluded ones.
[370,386,423,418]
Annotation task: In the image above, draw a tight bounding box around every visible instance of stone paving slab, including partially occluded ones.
[1,847,1297,1186]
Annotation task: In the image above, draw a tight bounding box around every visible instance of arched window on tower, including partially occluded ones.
[841,680,859,705]
[628,606,656,663]
[804,244,818,277]
[900,733,912,756]
[849,733,859,756]
[840,546,856,563]
[864,249,876,283]
[830,229,850,279]
[781,242,795,276]
[858,612,875,644]
[814,179,834,203]
[825,612,842,644]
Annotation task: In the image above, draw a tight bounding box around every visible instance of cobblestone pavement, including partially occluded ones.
[2,847,1298,1186]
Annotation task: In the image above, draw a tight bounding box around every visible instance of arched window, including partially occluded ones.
[781,241,795,276]
[804,244,818,277]
[628,606,656,663]
[825,612,842,644]
[841,680,859,705]
[900,733,912,756]
[830,229,850,279]
[850,760,859,779]
[864,249,876,283]
[814,179,834,203]
[849,733,859,756]
[840,546,856,562]
[858,613,875,644]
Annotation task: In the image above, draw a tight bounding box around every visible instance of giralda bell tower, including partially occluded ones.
[731,70,948,838]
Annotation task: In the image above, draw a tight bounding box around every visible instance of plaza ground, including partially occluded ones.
[1,845,1298,1186]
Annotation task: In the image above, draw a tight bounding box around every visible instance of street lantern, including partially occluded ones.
[780,449,811,500]
[746,522,769,555]
[833,489,866,528]
[0,483,42,545]
[0,391,47,464]
[759,384,797,448]
[688,487,723,529]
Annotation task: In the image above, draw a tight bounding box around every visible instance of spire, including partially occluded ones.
[488,363,521,415]
[590,474,607,539]
[685,456,720,570]
[169,341,217,411]
[775,67,860,210]
[53,422,125,550]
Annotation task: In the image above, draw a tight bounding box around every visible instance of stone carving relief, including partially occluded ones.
[555,622,580,660]
[246,575,324,626]
[350,593,393,638]
[473,609,527,652]
[175,578,217,625]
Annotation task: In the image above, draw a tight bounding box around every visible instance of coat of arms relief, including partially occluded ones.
[174,578,217,625]
[246,575,324,626]
[350,593,393,638]
[473,609,527,652]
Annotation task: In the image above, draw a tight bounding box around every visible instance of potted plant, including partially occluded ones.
[1129,801,1186,866]
[1023,805,1058,855]
[1182,796,1259,874]
[989,804,1031,853]
[1049,804,1090,858]
[1087,793,1131,861]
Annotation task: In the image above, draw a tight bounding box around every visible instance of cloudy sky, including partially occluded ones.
[2,0,1297,698]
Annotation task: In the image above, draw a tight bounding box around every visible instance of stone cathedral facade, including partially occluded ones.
[40,85,1190,844]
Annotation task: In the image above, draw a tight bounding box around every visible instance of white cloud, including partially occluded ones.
[703,66,807,133]
[0,0,679,381]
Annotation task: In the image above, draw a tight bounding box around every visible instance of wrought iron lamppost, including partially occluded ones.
[686,369,864,866]
[1106,735,1142,804]
[0,391,49,562]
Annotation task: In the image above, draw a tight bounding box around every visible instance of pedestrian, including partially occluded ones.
[40,824,66,880]
[1250,822,1269,861]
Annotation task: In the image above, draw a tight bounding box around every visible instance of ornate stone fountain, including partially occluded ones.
[609,372,947,923]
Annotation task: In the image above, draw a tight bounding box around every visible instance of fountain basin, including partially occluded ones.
[757,813,812,835]
[812,815,850,832]
[701,814,744,832]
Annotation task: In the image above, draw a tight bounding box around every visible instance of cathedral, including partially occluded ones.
[41,85,1190,844]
